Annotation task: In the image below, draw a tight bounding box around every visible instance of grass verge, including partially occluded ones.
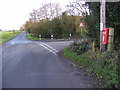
[0,31,21,45]
[26,34,47,40]
[26,34,39,40]
[62,47,119,88]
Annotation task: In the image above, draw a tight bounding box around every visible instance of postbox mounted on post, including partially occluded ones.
[102,28,109,44]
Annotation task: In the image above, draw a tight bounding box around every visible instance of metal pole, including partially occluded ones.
[100,0,106,51]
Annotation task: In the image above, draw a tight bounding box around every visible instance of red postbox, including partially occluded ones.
[102,28,109,44]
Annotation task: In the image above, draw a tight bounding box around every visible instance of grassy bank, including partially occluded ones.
[62,45,119,88]
[0,31,21,45]
[26,34,47,40]
[26,34,39,40]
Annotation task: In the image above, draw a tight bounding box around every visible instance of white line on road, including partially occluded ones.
[36,42,58,56]
[71,63,76,67]
[41,43,58,53]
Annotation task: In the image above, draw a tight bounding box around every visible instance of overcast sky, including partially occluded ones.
[0,0,74,30]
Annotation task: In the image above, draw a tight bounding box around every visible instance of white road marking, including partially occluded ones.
[36,42,58,56]
[72,63,76,67]
[41,43,58,53]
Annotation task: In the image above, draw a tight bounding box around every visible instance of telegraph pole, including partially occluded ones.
[100,0,106,51]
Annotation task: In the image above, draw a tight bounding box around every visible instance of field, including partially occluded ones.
[0,31,21,45]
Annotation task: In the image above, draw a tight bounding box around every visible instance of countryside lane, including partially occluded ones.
[2,32,96,88]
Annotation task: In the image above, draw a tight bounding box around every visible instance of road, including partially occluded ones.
[2,32,96,88]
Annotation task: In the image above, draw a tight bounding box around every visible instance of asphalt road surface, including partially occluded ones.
[2,32,96,88]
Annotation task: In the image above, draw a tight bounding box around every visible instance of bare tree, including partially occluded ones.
[67,0,89,16]
[29,3,62,22]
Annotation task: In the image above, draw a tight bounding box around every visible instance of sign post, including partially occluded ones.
[79,23,84,27]
[79,23,85,36]
[51,35,53,40]
[69,33,71,39]
[39,34,42,40]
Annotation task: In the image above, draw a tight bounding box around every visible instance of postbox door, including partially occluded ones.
[102,28,109,44]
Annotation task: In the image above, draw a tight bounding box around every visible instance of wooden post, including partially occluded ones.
[100,0,106,51]
[107,28,114,51]
[92,41,95,51]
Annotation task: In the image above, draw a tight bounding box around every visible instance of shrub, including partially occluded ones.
[69,41,90,55]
